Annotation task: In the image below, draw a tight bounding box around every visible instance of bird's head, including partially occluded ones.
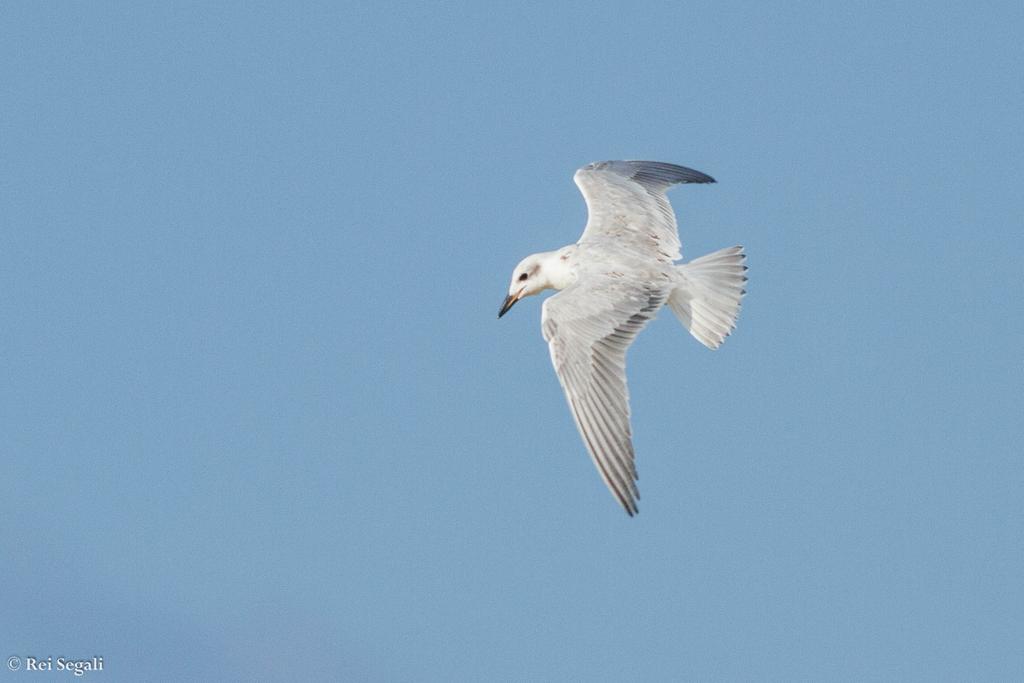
[498,247,576,318]
[498,253,546,318]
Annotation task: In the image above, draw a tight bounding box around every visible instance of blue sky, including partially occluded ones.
[2,2,1022,681]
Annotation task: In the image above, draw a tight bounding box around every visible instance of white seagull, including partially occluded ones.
[499,160,746,516]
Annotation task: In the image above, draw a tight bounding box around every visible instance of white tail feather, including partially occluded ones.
[669,245,747,350]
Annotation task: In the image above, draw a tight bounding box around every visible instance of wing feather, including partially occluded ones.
[542,277,668,515]
[574,160,715,262]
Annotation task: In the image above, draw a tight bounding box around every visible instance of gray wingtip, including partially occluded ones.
[584,160,716,187]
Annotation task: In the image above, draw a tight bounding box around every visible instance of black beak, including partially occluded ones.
[498,294,517,318]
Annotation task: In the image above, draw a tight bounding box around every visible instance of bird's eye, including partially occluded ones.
[518,273,528,281]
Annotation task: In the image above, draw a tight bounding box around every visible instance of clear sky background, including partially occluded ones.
[2,2,1022,681]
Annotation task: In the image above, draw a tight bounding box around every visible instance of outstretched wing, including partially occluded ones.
[574,160,715,262]
[541,274,669,516]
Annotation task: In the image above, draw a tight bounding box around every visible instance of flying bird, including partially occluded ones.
[499,160,746,516]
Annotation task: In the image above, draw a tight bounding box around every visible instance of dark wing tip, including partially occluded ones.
[586,160,716,188]
[627,160,716,186]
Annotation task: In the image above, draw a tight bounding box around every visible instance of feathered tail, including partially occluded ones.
[668,246,747,349]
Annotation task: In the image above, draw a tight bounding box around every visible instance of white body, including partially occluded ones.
[502,161,746,516]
